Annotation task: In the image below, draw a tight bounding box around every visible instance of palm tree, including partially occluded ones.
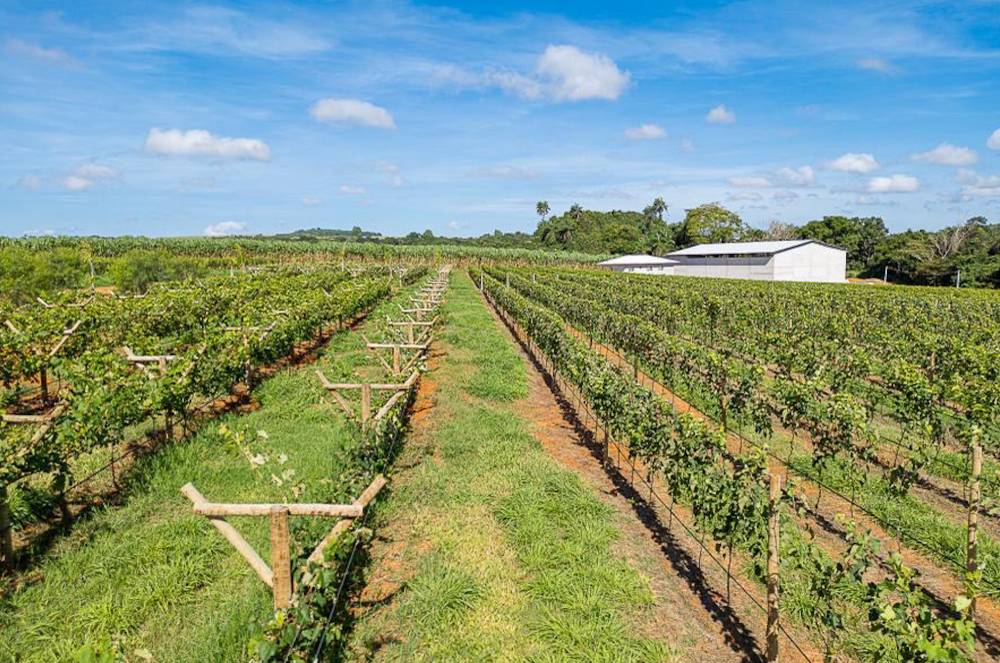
[536,200,550,223]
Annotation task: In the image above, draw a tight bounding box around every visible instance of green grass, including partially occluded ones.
[0,284,418,662]
[348,274,671,662]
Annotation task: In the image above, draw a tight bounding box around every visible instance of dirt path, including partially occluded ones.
[481,289,822,663]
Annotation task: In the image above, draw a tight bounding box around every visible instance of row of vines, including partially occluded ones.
[0,264,426,570]
[476,267,982,662]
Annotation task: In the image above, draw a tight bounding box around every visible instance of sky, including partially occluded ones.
[1,0,999,238]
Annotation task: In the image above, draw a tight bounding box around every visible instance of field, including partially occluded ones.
[1,246,999,662]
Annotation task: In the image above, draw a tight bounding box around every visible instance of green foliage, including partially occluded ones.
[535,199,675,254]
[107,250,208,293]
[799,216,888,271]
[0,245,88,304]
[675,202,751,246]
[867,554,976,662]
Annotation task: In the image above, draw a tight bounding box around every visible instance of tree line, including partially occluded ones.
[533,199,1000,287]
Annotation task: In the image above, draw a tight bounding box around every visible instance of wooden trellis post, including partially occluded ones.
[316,370,419,428]
[968,442,982,619]
[181,475,387,610]
[363,337,428,376]
[766,473,782,663]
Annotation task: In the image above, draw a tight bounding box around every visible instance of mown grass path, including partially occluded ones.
[347,273,725,662]
[0,284,418,662]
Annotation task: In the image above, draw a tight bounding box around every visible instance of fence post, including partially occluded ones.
[392,345,401,375]
[270,505,292,610]
[39,367,48,404]
[766,473,782,663]
[361,383,372,425]
[968,443,982,619]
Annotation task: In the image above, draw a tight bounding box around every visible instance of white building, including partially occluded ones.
[597,254,678,275]
[666,240,846,283]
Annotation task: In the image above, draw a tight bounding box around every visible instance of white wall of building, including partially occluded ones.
[669,244,845,283]
[771,243,846,282]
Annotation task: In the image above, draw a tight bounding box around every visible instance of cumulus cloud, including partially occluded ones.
[536,45,630,101]
[59,163,119,191]
[706,105,735,124]
[204,221,246,236]
[985,129,1000,150]
[868,174,919,193]
[857,57,898,74]
[339,184,366,195]
[310,99,396,129]
[729,176,771,187]
[145,128,271,160]
[827,153,879,173]
[624,123,666,140]
[485,70,544,100]
[912,143,978,166]
[956,169,1000,198]
[776,166,815,186]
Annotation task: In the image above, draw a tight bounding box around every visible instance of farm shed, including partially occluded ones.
[666,240,846,283]
[597,254,678,275]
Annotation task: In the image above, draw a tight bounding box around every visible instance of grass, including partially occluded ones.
[348,273,672,662]
[0,283,418,662]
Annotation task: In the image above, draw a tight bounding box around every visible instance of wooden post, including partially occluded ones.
[39,367,48,404]
[270,505,292,610]
[392,345,401,374]
[968,443,982,619]
[766,473,782,663]
[360,383,372,425]
[407,324,414,345]
[0,485,12,571]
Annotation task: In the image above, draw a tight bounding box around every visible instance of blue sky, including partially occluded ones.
[2,0,999,238]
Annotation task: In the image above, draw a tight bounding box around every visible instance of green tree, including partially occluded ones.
[536,200,550,224]
[675,203,746,246]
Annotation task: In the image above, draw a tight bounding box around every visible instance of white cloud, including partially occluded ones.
[59,163,119,191]
[868,174,919,193]
[706,105,735,124]
[144,128,271,160]
[469,164,537,179]
[310,99,396,129]
[536,45,630,101]
[339,185,366,195]
[485,70,544,100]
[776,165,815,186]
[61,175,92,191]
[857,57,898,74]
[985,129,1000,151]
[302,196,323,206]
[730,191,763,201]
[955,169,1000,198]
[729,176,771,187]
[624,123,666,140]
[912,143,978,166]
[680,138,695,153]
[773,190,800,201]
[827,152,879,173]
[6,38,73,64]
[16,175,43,190]
[203,221,247,237]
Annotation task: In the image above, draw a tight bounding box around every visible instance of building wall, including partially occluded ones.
[607,264,675,275]
[672,254,773,280]
[771,243,846,282]
[669,244,846,283]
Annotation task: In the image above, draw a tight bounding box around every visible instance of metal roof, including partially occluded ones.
[666,239,843,257]
[597,254,679,266]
